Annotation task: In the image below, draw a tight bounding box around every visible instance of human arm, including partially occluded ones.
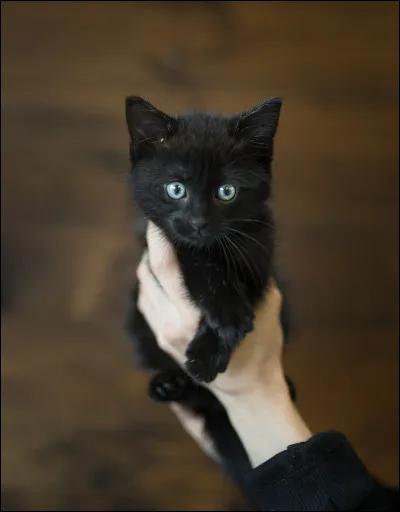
[136,222,311,464]
[137,221,399,510]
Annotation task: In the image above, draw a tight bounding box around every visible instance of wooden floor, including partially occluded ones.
[1,2,398,510]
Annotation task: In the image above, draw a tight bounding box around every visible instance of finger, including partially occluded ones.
[163,343,187,367]
[265,278,283,320]
[137,285,185,364]
[146,222,189,304]
[137,249,195,364]
[252,279,283,336]
[170,404,220,462]
[137,252,168,304]
[170,403,206,443]
[170,402,203,428]
[137,287,157,333]
[146,222,177,278]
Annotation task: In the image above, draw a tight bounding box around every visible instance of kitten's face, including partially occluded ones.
[126,97,282,247]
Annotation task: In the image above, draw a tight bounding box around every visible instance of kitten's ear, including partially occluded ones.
[230,97,282,142]
[125,96,177,149]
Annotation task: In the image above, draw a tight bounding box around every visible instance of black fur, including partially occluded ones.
[124,96,295,483]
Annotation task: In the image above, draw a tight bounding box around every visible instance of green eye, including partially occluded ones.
[166,182,186,200]
[217,184,237,202]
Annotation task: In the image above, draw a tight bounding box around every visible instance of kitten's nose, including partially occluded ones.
[189,217,208,233]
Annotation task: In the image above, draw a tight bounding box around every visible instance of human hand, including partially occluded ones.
[137,221,311,468]
[137,221,286,400]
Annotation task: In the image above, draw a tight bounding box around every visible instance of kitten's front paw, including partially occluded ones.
[206,303,254,345]
[185,333,230,383]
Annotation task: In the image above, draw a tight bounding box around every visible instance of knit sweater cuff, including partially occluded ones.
[243,431,375,511]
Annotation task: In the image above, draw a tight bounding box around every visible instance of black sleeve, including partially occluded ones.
[242,431,399,511]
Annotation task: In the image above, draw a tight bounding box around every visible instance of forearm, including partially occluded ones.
[215,369,312,469]
[215,375,399,511]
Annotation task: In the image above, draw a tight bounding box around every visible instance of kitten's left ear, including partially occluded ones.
[125,96,177,149]
[230,97,282,142]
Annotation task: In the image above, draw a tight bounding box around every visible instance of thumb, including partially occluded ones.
[146,221,177,275]
[146,221,189,304]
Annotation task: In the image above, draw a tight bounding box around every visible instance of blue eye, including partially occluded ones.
[166,182,186,200]
[217,184,237,202]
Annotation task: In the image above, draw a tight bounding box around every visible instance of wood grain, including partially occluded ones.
[1,1,398,510]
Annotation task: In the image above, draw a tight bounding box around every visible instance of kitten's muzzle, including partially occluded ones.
[188,217,209,235]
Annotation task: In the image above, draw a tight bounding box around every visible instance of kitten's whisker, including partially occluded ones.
[224,232,263,286]
[217,236,231,281]
[233,218,276,231]
[138,136,158,144]
[221,234,240,284]
[222,233,242,282]
[225,227,271,256]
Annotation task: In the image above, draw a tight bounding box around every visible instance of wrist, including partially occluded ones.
[216,370,312,468]
[213,362,288,404]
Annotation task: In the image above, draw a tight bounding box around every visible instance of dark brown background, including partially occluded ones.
[1,1,398,510]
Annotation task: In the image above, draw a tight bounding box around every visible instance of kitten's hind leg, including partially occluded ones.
[149,369,193,403]
[149,369,226,415]
[149,369,298,486]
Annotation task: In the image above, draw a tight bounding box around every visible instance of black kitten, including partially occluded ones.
[126,96,282,383]
[125,96,294,484]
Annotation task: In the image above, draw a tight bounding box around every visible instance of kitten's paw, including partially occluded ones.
[207,305,254,345]
[185,336,230,383]
[149,370,189,402]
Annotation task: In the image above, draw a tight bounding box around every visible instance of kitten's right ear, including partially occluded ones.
[230,97,282,143]
[125,96,177,152]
